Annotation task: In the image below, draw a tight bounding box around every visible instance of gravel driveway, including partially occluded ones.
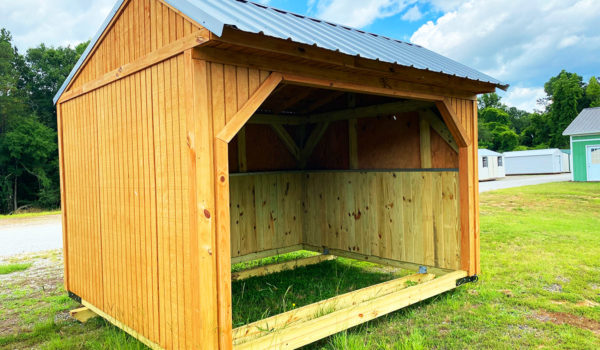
[0,214,63,258]
[479,173,571,193]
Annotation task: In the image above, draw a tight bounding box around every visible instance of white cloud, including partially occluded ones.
[421,0,463,12]
[309,0,415,28]
[500,86,547,113]
[0,0,114,52]
[410,0,600,85]
[401,5,423,21]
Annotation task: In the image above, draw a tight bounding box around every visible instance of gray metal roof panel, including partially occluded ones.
[563,107,600,136]
[479,149,502,157]
[503,149,563,157]
[54,0,506,104]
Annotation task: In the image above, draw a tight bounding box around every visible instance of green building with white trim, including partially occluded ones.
[563,107,600,181]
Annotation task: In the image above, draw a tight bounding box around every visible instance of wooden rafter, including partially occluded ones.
[271,88,314,114]
[216,72,283,143]
[303,91,345,113]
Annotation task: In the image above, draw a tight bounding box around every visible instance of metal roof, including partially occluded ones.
[562,107,600,136]
[54,0,506,104]
[478,149,502,157]
[503,149,563,157]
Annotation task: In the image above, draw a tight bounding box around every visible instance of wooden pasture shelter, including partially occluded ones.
[54,0,506,348]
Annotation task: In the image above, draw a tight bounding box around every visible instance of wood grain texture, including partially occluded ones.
[68,0,206,91]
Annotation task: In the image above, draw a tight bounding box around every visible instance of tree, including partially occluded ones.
[478,93,505,110]
[544,70,585,148]
[586,76,600,108]
[17,41,88,130]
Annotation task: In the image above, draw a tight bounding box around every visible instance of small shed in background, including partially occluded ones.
[563,107,600,181]
[478,149,505,181]
[560,149,571,173]
[503,149,566,175]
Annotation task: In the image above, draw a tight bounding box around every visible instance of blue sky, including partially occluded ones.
[2,0,599,112]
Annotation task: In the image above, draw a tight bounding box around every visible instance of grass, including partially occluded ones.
[0,210,61,219]
[1,182,599,349]
[0,263,32,275]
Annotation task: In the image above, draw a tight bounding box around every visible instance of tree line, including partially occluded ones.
[0,28,87,214]
[1,25,598,214]
[478,71,600,152]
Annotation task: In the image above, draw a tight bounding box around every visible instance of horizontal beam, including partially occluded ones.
[249,100,434,126]
[82,299,162,350]
[234,270,467,350]
[232,255,334,281]
[231,244,304,265]
[233,272,435,345]
[58,30,209,104]
[193,47,477,101]
[303,244,454,276]
[213,28,502,93]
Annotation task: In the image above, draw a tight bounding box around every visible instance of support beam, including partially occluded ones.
[303,91,345,113]
[272,88,314,114]
[232,255,335,281]
[300,122,330,167]
[435,99,470,148]
[419,108,458,152]
[270,124,301,160]
[237,127,247,172]
[233,272,436,345]
[303,244,454,276]
[69,307,97,323]
[58,30,209,103]
[233,270,467,350]
[216,72,283,143]
[419,116,432,168]
[82,300,162,350]
[250,100,434,126]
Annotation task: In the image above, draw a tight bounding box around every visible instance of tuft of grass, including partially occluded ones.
[0,262,32,275]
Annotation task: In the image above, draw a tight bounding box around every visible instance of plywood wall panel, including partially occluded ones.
[304,171,461,270]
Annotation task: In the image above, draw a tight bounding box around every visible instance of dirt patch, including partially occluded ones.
[576,300,600,307]
[534,310,600,335]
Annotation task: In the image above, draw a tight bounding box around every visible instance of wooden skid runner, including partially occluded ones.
[232,255,335,281]
[233,270,467,349]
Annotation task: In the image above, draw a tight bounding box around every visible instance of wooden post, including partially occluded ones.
[237,126,247,172]
[419,115,432,168]
[348,119,358,169]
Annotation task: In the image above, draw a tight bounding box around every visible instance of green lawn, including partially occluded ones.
[1,182,599,349]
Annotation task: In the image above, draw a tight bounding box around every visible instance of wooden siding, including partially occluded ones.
[229,174,304,258]
[303,171,460,269]
[60,54,218,349]
[69,0,204,91]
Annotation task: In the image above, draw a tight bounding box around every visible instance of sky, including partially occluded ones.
[2,0,600,112]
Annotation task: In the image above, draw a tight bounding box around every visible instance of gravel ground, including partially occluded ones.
[0,215,62,257]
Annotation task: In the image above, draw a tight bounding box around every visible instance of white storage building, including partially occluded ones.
[503,149,568,175]
[478,149,505,181]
